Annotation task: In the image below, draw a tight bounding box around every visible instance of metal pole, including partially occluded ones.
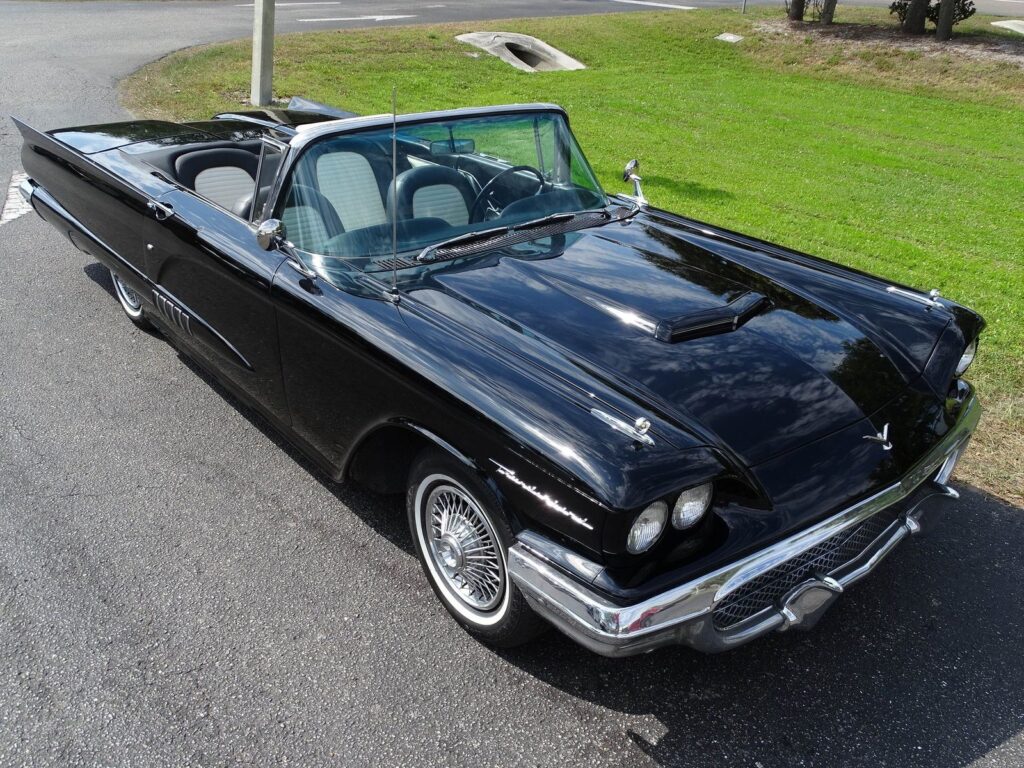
[741,0,747,13]
[250,0,275,106]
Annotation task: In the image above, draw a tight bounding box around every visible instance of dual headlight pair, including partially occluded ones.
[627,482,713,554]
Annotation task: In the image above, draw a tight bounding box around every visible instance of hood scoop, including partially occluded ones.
[654,291,772,344]
[560,277,772,345]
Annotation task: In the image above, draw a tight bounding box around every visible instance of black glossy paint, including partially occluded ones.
[15,113,984,605]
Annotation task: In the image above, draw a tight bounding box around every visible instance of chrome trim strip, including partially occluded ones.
[150,286,253,371]
[508,392,979,656]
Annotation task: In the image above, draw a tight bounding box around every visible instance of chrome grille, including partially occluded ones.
[712,508,902,630]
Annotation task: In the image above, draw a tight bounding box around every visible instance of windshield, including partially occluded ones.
[276,111,607,275]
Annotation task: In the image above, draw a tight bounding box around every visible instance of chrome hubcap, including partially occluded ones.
[113,273,142,311]
[425,484,504,612]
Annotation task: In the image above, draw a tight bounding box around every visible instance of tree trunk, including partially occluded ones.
[788,0,806,21]
[821,0,839,23]
[935,0,956,40]
[902,0,929,33]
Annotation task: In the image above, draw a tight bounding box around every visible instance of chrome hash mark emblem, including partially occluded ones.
[863,423,893,451]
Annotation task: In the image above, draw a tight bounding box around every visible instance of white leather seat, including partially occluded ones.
[316,152,388,232]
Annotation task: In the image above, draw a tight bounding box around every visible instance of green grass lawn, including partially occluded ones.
[121,7,1024,502]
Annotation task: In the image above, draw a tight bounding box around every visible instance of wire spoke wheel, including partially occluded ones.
[424,483,506,613]
[112,272,144,317]
[409,455,545,645]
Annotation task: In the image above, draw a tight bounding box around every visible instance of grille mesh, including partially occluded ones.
[712,508,902,630]
[369,256,419,272]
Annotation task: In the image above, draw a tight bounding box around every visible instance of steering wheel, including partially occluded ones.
[468,165,548,222]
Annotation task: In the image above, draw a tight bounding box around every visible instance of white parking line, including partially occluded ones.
[608,0,697,8]
[298,14,416,22]
[1,172,32,227]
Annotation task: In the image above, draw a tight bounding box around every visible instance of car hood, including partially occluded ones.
[404,215,948,466]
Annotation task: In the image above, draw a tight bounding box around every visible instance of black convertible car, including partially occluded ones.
[14,102,982,656]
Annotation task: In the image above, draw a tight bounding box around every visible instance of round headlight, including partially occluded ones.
[672,483,713,530]
[627,501,668,554]
[955,339,977,377]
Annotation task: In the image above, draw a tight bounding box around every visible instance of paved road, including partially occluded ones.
[2,1,1023,766]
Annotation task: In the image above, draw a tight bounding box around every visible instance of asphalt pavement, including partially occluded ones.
[1,1,1023,766]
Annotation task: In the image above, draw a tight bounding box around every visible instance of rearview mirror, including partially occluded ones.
[256,218,283,250]
[430,138,476,156]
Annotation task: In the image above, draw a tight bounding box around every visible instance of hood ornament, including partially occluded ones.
[863,423,893,451]
[885,285,943,310]
[590,408,655,447]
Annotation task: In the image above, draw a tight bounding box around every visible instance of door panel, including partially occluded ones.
[145,189,290,418]
[271,267,410,471]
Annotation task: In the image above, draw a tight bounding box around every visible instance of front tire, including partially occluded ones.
[407,449,546,648]
[110,270,154,330]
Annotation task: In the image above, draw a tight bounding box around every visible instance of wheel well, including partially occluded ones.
[345,424,435,494]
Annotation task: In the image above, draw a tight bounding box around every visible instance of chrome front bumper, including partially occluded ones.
[19,177,35,206]
[508,392,980,657]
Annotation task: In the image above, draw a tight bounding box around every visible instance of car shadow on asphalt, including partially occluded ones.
[173,343,414,557]
[84,261,115,295]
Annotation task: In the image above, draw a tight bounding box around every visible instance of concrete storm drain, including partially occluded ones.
[456,32,585,72]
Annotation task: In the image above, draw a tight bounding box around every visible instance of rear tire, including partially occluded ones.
[110,269,154,330]
[407,448,547,648]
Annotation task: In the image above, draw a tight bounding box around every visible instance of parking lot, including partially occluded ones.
[2,1,1023,765]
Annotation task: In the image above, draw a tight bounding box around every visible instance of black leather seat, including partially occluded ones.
[387,165,475,227]
[174,148,259,210]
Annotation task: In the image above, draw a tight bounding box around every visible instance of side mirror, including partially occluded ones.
[256,218,283,250]
[622,159,647,205]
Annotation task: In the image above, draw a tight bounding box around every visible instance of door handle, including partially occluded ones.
[147,200,174,221]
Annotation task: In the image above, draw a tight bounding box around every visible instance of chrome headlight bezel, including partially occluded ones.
[671,482,713,530]
[955,339,978,377]
[627,501,668,554]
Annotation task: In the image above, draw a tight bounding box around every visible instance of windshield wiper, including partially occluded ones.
[416,223,512,263]
[512,210,582,230]
[416,206,624,264]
